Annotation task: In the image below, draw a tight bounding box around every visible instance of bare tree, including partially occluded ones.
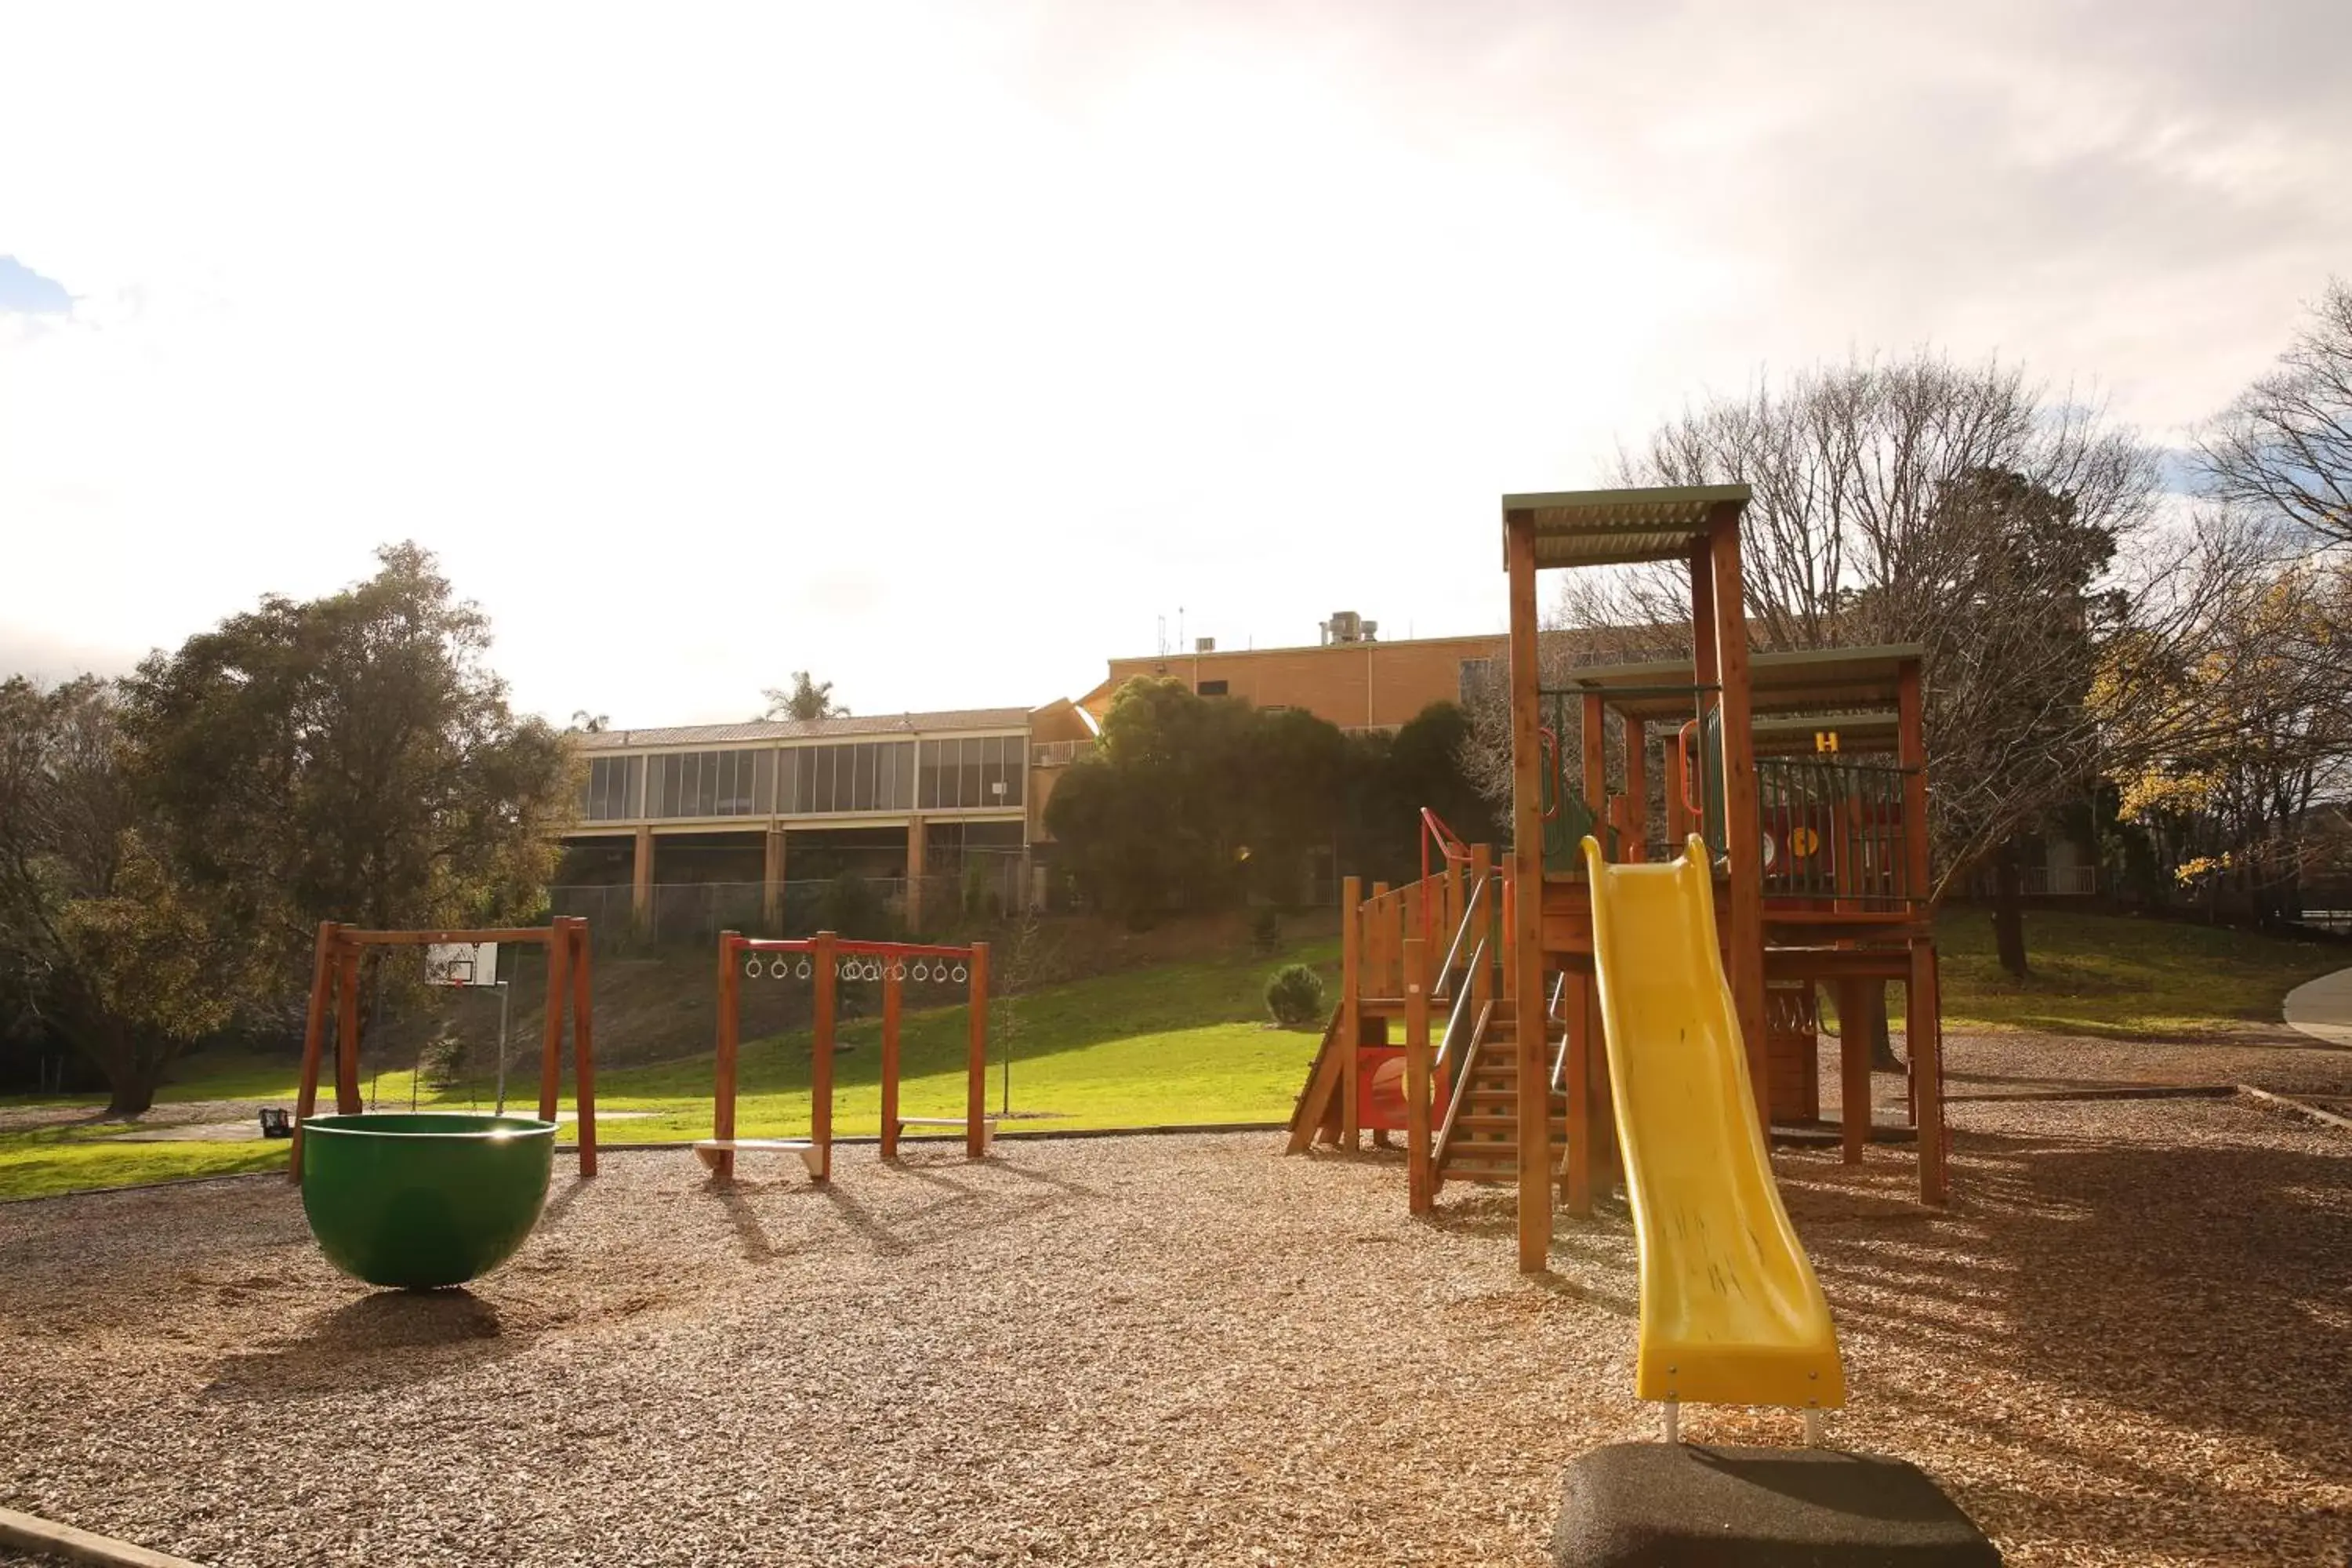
[2198,278,2352,542]
[1502,354,2251,978]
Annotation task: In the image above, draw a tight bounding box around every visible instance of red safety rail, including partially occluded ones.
[1418,808,1475,953]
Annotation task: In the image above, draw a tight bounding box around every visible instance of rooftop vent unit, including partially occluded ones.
[1196,637,1216,653]
[1321,611,1377,645]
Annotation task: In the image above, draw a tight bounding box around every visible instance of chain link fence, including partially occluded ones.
[550,853,1030,949]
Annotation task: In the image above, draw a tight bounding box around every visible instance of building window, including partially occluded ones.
[779,739,916,816]
[918,735,1025,811]
[579,755,644,821]
[1197,679,1229,696]
[1458,658,1500,706]
[643,749,771,818]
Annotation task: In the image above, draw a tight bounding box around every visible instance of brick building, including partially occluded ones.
[1080,612,1508,734]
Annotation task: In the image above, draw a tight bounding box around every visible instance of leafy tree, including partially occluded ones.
[0,678,260,1112]
[122,543,576,980]
[760,672,848,723]
[2108,557,2352,926]
[1044,681,1493,914]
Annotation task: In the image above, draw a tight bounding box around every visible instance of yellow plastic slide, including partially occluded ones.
[1580,834,1846,1413]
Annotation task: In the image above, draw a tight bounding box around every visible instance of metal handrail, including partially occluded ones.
[1431,997,1495,1179]
[1435,874,1492,995]
[1432,937,1487,1073]
[1547,971,1573,1091]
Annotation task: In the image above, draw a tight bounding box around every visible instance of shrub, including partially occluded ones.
[1264,963,1325,1027]
[1249,909,1282,955]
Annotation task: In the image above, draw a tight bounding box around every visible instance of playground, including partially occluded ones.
[2,1048,2347,1566]
[6,487,2352,1566]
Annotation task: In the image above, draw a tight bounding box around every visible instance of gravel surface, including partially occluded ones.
[4,1048,2349,1567]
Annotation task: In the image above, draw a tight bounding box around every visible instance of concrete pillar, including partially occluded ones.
[762,828,786,932]
[905,815,928,935]
[631,826,654,935]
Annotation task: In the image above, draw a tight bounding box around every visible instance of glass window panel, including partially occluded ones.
[981,737,1007,806]
[918,741,939,809]
[753,750,775,815]
[851,742,875,811]
[998,739,1024,807]
[960,738,982,808]
[814,746,837,813]
[695,751,717,816]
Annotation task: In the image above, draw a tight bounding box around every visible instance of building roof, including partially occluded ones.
[1105,629,1508,666]
[575,706,1033,751]
[1546,644,1923,724]
[1501,484,1752,569]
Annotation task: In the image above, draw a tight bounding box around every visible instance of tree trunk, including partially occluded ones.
[1991,836,2029,978]
[1860,981,1901,1072]
[103,1072,161,1117]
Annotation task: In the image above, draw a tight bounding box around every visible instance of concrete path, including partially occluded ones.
[2282,964,2352,1047]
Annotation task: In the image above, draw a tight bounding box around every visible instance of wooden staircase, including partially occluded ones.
[1432,1000,1569,1189]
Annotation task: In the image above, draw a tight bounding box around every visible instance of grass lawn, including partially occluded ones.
[0,939,1341,1200]
[1932,906,2348,1039]
[9,906,2347,1201]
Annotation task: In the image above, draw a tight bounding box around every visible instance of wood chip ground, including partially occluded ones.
[3,1030,2348,1566]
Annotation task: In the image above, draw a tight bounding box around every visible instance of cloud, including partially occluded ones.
[0,256,71,314]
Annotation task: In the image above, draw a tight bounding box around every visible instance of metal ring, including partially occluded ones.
[912,961,930,982]
[891,961,907,982]
[795,957,811,980]
[951,963,968,984]
[744,956,764,980]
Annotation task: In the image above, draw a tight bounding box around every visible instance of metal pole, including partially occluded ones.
[495,981,512,1116]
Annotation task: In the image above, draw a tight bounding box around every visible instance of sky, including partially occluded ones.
[3,0,2348,727]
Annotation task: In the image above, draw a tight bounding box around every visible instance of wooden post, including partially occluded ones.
[1370,882,1391,1003]
[713,932,740,1182]
[1443,856,1465,979]
[1664,731,1692,846]
[290,923,339,1180]
[1507,517,1551,1274]
[334,944,363,1115]
[632,825,655,935]
[811,930,837,1181]
[1468,846,1493,1016]
[1500,878,1516,1002]
[565,920,599,1176]
[967,942,991,1158]
[762,829,787,932]
[1404,936,1432,1215]
[1708,506,1769,1126]
[1897,656,1947,1203]
[1837,977,1872,1166]
[538,918,570,1124]
[1908,942,1947,1202]
[1564,969,1592,1217]
[1581,692,1607,849]
[1622,716,1648,862]
[1340,875,1362,1149]
[880,960,902,1160]
[904,818,927,935]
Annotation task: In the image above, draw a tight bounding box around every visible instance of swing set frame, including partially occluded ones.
[698,929,993,1183]
[289,916,600,1180]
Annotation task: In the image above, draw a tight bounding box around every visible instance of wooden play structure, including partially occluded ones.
[291,916,600,1179]
[1291,485,1948,1275]
[696,930,995,1182]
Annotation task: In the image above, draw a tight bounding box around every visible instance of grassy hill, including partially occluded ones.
[5,905,2345,1201]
